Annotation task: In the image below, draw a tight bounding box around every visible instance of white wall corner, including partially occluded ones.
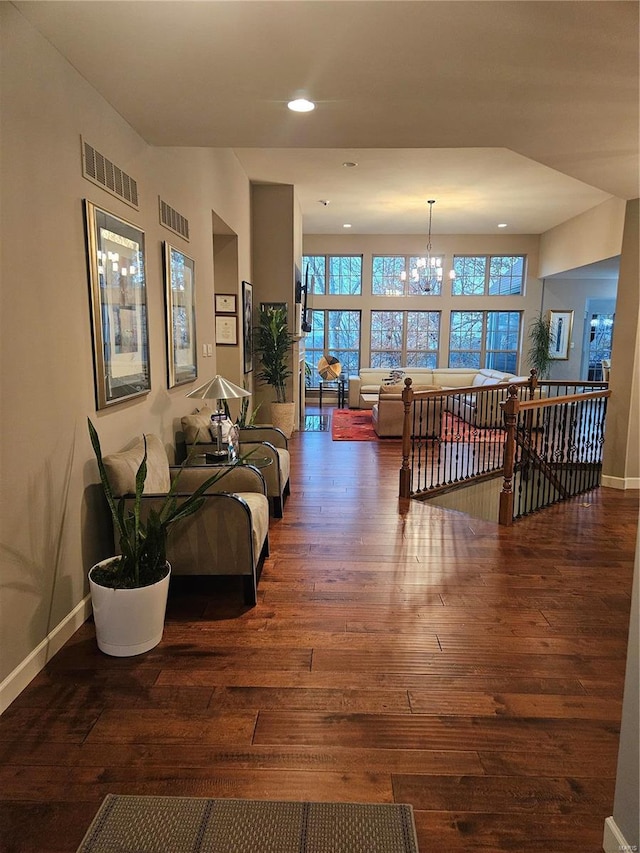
[602,475,640,491]
[0,596,92,715]
[603,816,637,852]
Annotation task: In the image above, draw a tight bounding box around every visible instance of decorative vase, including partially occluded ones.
[270,402,295,438]
[88,558,171,657]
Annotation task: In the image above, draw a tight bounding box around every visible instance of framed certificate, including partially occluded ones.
[215,315,238,345]
[215,293,237,314]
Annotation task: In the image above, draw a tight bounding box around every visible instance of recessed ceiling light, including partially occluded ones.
[287,98,315,113]
[498,223,508,228]
[342,161,358,168]
[343,223,352,229]
[318,199,330,206]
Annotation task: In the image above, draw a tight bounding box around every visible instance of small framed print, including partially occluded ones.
[548,310,574,360]
[215,293,237,314]
[215,315,238,346]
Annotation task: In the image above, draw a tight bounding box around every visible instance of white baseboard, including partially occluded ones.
[603,816,637,852]
[601,475,640,490]
[0,595,92,714]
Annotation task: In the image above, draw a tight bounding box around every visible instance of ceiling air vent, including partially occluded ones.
[159,197,190,241]
[81,137,139,209]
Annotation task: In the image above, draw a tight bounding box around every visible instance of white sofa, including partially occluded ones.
[350,367,530,429]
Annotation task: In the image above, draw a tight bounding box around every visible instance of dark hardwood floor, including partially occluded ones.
[1,403,637,852]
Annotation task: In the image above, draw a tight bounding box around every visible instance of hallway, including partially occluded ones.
[0,410,637,852]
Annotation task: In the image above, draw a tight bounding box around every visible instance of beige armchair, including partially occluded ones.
[103,435,270,606]
[179,411,291,518]
[238,426,290,517]
[372,384,443,438]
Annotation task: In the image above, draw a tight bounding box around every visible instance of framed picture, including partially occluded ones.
[163,243,197,387]
[84,200,150,409]
[242,280,253,373]
[215,293,237,314]
[215,315,238,346]
[548,309,574,360]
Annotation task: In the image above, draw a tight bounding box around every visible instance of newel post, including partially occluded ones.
[499,384,520,525]
[528,368,539,400]
[399,377,414,498]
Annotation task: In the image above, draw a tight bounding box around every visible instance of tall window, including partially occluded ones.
[302,255,362,295]
[372,255,443,295]
[452,255,525,295]
[449,311,521,372]
[370,311,440,368]
[306,310,361,381]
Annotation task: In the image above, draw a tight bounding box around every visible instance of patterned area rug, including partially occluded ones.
[77,795,419,853]
[331,408,505,443]
[331,409,379,441]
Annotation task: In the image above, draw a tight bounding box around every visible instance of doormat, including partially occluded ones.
[77,795,419,853]
[331,408,378,440]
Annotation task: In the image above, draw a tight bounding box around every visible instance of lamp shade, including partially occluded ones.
[186,375,251,402]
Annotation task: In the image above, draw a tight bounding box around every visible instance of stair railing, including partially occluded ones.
[499,382,610,524]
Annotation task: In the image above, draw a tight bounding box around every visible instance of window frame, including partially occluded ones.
[372,254,444,296]
[451,254,526,296]
[302,254,363,296]
[306,308,362,383]
[448,310,522,372]
[370,309,441,368]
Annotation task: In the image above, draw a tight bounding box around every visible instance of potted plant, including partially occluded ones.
[527,312,555,379]
[254,305,295,437]
[87,419,229,657]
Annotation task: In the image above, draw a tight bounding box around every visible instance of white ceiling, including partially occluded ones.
[15,0,640,236]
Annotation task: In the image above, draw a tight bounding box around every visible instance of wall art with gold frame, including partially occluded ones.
[163,242,197,387]
[84,200,150,408]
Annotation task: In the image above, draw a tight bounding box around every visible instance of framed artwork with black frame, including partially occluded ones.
[163,242,197,387]
[84,200,150,409]
[242,280,253,373]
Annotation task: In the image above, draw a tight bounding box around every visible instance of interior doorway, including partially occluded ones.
[581,299,615,380]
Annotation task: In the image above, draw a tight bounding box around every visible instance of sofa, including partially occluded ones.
[350,367,530,430]
[103,434,270,606]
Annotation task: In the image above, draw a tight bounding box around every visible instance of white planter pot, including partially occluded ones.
[89,558,171,657]
[270,402,295,438]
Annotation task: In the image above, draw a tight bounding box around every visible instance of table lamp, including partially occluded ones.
[186,375,251,457]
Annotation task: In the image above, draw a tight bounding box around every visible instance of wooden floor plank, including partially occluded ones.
[0,403,636,853]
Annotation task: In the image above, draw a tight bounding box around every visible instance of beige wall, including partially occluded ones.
[0,4,252,697]
[538,197,626,279]
[303,233,542,374]
[602,199,640,486]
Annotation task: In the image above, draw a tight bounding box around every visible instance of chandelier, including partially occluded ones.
[401,199,455,292]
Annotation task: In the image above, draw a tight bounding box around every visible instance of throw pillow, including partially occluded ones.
[103,434,171,497]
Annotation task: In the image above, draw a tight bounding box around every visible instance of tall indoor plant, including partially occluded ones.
[527,312,555,379]
[254,305,295,437]
[87,419,229,656]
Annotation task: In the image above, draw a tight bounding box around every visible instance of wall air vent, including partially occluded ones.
[159,197,190,241]
[81,138,139,209]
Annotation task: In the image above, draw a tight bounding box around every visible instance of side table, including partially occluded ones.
[318,378,346,408]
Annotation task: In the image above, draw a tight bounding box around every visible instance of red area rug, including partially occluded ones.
[331,409,505,442]
[331,409,378,441]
